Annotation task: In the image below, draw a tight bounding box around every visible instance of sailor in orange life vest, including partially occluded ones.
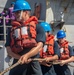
[54,30,74,75]
[39,22,60,75]
[5,0,46,75]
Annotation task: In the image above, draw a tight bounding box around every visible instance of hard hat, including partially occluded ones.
[57,30,66,39]
[13,0,31,12]
[40,22,52,32]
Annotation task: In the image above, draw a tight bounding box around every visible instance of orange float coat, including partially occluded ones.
[40,35,54,58]
[10,16,38,53]
[58,40,70,60]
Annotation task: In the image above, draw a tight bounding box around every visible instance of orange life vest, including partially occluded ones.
[10,16,38,53]
[40,35,54,58]
[58,40,70,60]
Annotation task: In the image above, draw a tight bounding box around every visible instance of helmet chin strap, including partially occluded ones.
[19,10,23,20]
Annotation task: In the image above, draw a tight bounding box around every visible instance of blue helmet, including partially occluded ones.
[13,0,31,12]
[40,22,52,32]
[57,30,66,39]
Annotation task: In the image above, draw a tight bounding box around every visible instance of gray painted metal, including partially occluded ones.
[26,0,46,20]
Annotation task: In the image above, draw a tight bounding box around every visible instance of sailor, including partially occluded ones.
[54,30,74,75]
[5,0,45,75]
[39,22,60,75]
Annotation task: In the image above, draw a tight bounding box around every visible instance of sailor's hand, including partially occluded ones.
[40,61,51,67]
[60,60,66,66]
[19,54,32,64]
[45,57,51,63]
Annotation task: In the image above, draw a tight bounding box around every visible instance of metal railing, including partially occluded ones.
[0,17,12,43]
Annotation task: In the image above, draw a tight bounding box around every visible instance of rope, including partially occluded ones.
[0,58,74,75]
[32,58,46,61]
[0,61,21,75]
[0,58,50,75]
